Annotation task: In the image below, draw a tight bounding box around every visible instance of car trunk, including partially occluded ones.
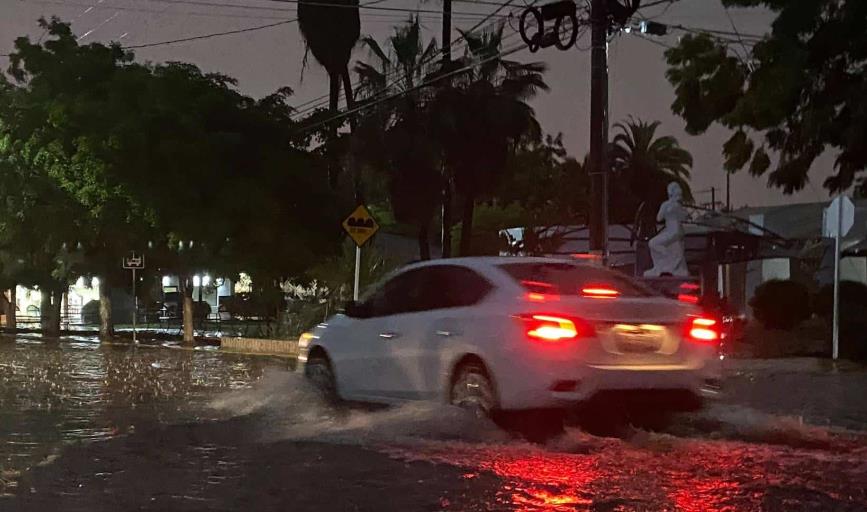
[553,296,697,367]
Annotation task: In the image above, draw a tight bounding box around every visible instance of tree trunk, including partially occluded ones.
[418,222,431,261]
[180,276,195,345]
[5,287,16,332]
[98,276,114,341]
[40,289,61,337]
[342,68,357,132]
[459,192,476,256]
[342,69,364,204]
[441,175,453,258]
[52,290,63,335]
[327,73,341,190]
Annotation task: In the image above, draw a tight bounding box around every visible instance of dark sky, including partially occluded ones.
[1,0,835,208]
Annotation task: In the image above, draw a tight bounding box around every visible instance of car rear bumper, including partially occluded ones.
[498,359,722,410]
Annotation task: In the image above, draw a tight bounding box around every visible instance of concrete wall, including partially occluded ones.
[220,337,298,356]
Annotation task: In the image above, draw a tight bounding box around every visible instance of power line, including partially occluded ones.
[290,0,523,118]
[668,24,764,41]
[10,0,511,52]
[635,0,677,21]
[722,4,754,70]
[263,0,513,9]
[294,39,528,134]
[23,0,499,21]
[290,25,524,119]
[206,0,513,17]
[18,0,293,21]
[629,30,672,49]
[119,0,399,50]
[20,0,513,15]
[636,0,677,11]
[121,18,298,49]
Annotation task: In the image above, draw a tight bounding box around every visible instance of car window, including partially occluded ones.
[363,267,430,317]
[498,262,658,298]
[422,266,492,310]
[362,265,492,316]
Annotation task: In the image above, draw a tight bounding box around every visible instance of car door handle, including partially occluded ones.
[435,330,454,337]
[379,332,400,339]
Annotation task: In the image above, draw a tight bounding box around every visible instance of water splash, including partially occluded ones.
[209,370,510,444]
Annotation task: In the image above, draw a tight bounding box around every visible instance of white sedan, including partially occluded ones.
[300,257,722,428]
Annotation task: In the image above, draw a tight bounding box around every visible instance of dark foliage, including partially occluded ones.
[749,279,811,331]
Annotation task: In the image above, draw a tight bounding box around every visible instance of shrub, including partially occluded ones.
[749,279,811,331]
[812,281,867,318]
[813,281,867,361]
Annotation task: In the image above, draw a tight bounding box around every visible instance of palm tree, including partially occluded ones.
[609,117,693,230]
[353,17,441,259]
[297,0,360,190]
[433,24,548,256]
[354,16,438,101]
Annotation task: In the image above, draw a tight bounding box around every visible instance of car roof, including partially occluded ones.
[403,256,587,270]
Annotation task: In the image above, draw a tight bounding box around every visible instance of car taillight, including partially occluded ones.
[581,286,620,298]
[686,316,720,344]
[517,314,589,342]
[522,280,559,302]
[677,282,700,303]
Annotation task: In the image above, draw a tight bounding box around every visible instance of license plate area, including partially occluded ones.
[611,324,666,353]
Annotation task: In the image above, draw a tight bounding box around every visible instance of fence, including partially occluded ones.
[6,302,327,341]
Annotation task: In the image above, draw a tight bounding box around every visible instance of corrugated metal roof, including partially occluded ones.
[729,198,867,241]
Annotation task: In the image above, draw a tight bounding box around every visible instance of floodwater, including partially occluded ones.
[1,336,866,511]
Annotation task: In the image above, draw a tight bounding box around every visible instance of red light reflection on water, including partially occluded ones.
[668,476,742,512]
[483,454,597,511]
[387,434,867,511]
[400,445,599,510]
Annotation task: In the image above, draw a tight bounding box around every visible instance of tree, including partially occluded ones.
[2,19,156,339]
[432,24,547,255]
[609,118,693,230]
[0,134,84,337]
[1,20,341,343]
[664,0,867,195]
[298,0,361,192]
[461,133,589,256]
[498,133,589,227]
[111,62,341,343]
[354,17,441,259]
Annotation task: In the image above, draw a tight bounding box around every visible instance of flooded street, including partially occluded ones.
[2,337,867,511]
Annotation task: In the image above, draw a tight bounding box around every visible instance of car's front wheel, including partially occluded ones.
[304,353,338,404]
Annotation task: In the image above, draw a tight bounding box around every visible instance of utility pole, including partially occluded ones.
[711,187,716,211]
[726,171,731,211]
[589,0,609,262]
[440,0,453,258]
[442,0,452,62]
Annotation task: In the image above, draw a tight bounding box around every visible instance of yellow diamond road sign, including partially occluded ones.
[342,205,379,247]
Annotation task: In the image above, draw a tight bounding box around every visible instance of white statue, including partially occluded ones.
[644,182,689,277]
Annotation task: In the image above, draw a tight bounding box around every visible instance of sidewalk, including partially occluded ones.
[721,357,867,431]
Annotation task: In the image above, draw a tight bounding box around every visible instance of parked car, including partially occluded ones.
[300,257,723,437]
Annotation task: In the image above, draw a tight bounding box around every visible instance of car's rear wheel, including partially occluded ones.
[304,353,338,404]
[450,362,497,417]
[450,361,564,442]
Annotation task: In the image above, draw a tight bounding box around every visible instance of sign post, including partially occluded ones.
[341,205,380,302]
[123,253,145,343]
[823,195,855,361]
